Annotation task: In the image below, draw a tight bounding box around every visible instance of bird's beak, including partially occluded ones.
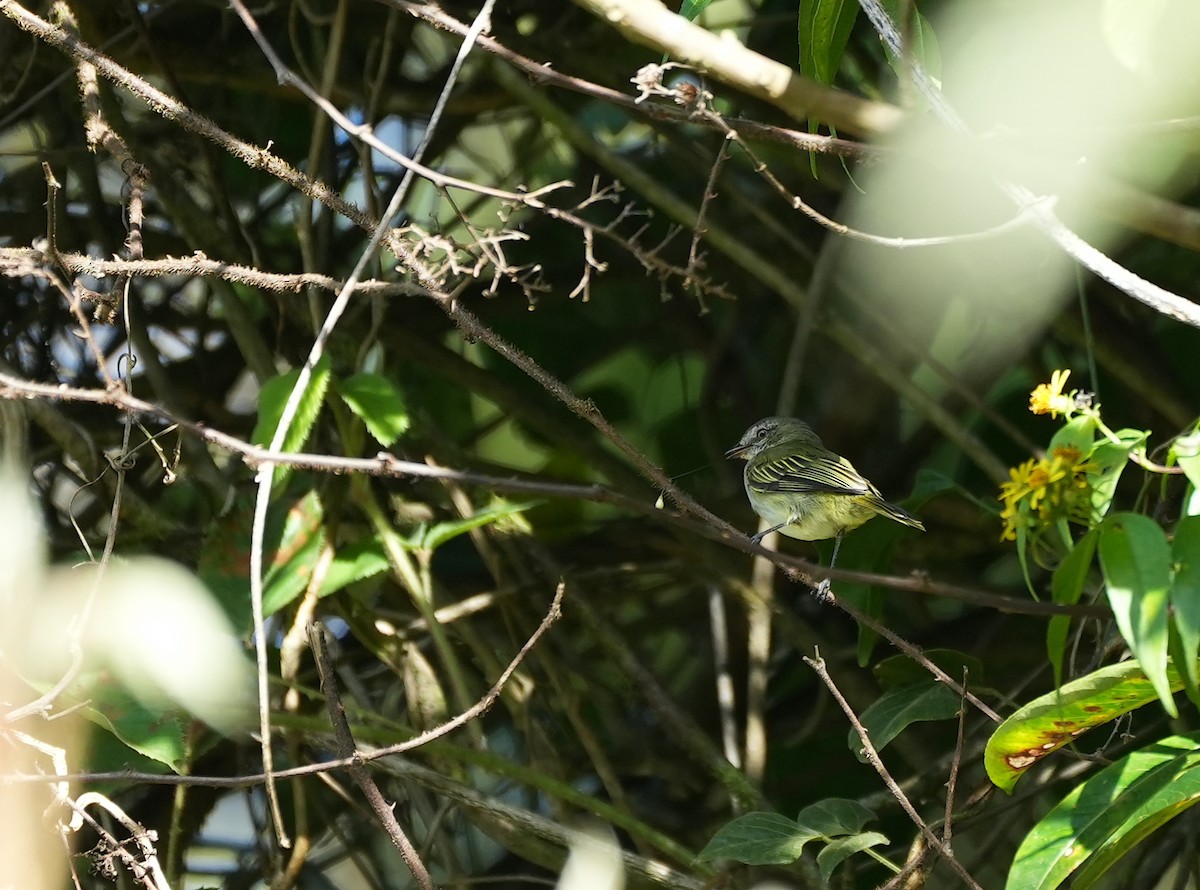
[724,443,749,460]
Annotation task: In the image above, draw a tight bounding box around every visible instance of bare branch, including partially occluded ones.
[569,0,901,135]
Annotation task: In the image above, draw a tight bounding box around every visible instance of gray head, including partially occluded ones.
[725,417,823,460]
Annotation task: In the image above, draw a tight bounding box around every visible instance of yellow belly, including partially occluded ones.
[748,488,875,542]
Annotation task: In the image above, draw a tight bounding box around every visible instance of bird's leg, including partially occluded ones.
[829,531,844,569]
[749,522,789,545]
[814,531,844,602]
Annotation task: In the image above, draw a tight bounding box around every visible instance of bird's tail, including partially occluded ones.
[874,497,925,532]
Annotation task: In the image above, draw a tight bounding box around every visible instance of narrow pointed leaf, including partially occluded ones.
[1171,516,1200,704]
[1099,513,1175,716]
[985,661,1185,792]
[1007,734,1200,889]
[799,0,859,84]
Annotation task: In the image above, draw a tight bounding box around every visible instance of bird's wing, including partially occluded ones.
[747,452,872,497]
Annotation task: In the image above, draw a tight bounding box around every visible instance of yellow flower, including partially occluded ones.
[1029,369,1074,418]
[998,445,1095,541]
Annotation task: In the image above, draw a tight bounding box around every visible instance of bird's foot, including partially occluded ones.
[749,531,766,545]
[812,578,833,603]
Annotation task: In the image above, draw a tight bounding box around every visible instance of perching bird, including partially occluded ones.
[725,417,924,588]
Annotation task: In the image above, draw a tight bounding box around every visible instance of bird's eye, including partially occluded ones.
[756,427,768,438]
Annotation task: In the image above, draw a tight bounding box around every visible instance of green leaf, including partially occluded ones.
[851,681,962,761]
[261,490,327,618]
[872,650,982,690]
[1171,516,1200,704]
[1167,624,1200,711]
[1006,733,1200,890]
[1073,750,1200,887]
[1099,513,1175,716]
[697,812,816,865]
[662,0,715,63]
[200,489,327,634]
[1052,528,1098,606]
[698,800,880,868]
[798,0,859,85]
[83,722,178,779]
[817,832,891,884]
[251,356,333,454]
[1088,430,1146,519]
[677,0,714,22]
[1049,414,1097,457]
[1016,523,1037,599]
[879,0,941,83]
[1171,431,1200,498]
[72,675,188,772]
[339,372,410,447]
[318,537,390,597]
[421,499,542,552]
[1046,614,1071,691]
[1048,528,1098,684]
[985,661,1185,793]
[795,798,875,836]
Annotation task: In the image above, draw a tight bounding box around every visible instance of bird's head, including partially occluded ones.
[724,417,821,460]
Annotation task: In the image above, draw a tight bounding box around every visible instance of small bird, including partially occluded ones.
[725,417,924,590]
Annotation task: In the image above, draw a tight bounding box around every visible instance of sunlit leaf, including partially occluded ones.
[200,489,327,633]
[421,499,542,552]
[1171,432,1200,503]
[879,0,942,83]
[1098,513,1174,716]
[985,661,1184,792]
[318,537,390,596]
[70,678,189,773]
[798,0,859,85]
[1049,415,1096,456]
[1006,733,1200,889]
[339,372,410,447]
[251,356,332,454]
[677,0,714,22]
[1088,430,1147,519]
[1171,516,1200,705]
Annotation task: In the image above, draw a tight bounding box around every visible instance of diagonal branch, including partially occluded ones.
[569,0,902,135]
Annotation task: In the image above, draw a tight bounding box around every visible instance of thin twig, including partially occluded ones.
[311,624,434,890]
[231,0,563,210]
[714,112,1052,248]
[0,369,1112,622]
[392,0,880,159]
[226,0,503,846]
[943,670,969,846]
[826,590,1002,723]
[806,652,984,890]
[69,792,172,890]
[11,583,566,792]
[569,0,902,135]
[685,131,730,307]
